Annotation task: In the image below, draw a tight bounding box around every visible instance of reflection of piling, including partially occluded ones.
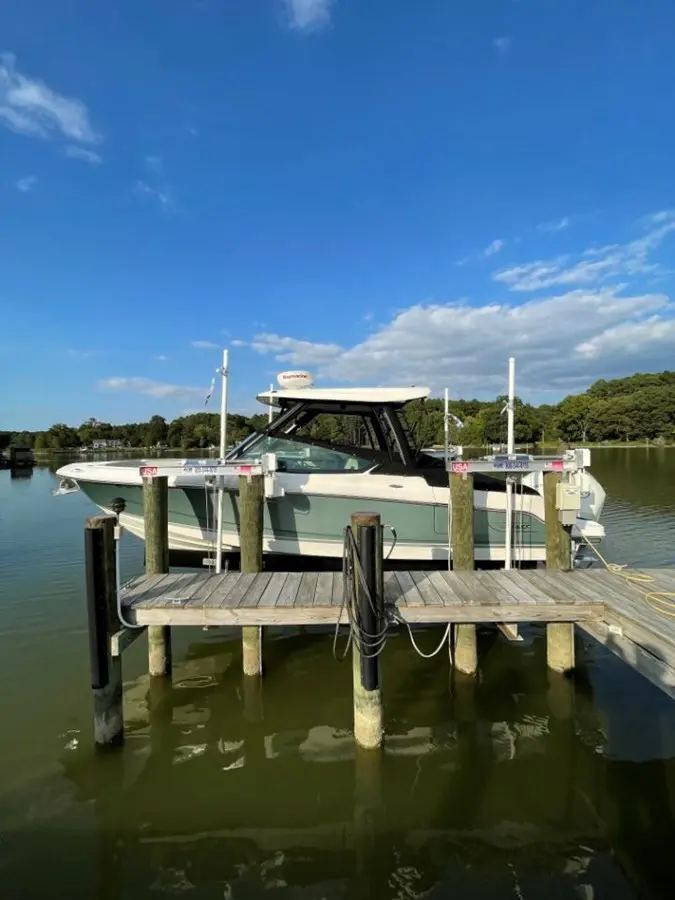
[240,472,264,676]
[353,745,382,899]
[143,475,172,678]
[85,515,123,746]
[351,512,384,750]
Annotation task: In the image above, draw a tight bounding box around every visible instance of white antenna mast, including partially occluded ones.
[504,356,515,570]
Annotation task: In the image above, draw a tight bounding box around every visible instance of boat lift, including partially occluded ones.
[443,358,591,569]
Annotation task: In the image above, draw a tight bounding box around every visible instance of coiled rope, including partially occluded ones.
[334,524,452,662]
[581,532,675,619]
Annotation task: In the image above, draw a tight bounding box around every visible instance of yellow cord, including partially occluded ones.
[581,533,675,619]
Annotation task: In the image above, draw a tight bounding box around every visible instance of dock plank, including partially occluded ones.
[206,574,241,608]
[240,572,273,608]
[331,572,345,606]
[294,572,319,607]
[475,571,525,607]
[428,570,463,605]
[453,570,495,606]
[410,571,444,606]
[258,572,289,608]
[278,572,303,607]
[443,572,481,606]
[123,573,172,609]
[383,571,404,608]
[503,570,553,605]
[395,571,424,606]
[314,572,334,607]
[183,574,224,608]
[144,573,206,609]
[221,573,258,608]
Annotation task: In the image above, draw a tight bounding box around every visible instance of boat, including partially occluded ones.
[55,381,606,565]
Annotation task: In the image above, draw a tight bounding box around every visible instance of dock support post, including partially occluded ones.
[240,472,265,676]
[449,472,474,571]
[453,624,478,676]
[543,471,572,571]
[143,475,172,678]
[351,512,384,750]
[544,471,575,672]
[547,623,575,674]
[85,515,123,746]
[449,472,478,675]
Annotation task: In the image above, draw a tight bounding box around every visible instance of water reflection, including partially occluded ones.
[35,629,669,898]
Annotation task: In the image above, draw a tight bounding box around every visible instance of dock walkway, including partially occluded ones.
[121,569,608,626]
[119,567,675,699]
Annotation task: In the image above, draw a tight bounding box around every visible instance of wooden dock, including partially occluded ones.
[116,566,675,703]
[82,471,675,749]
[120,569,607,626]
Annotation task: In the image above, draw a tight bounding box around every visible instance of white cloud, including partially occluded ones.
[285,0,333,32]
[538,217,570,233]
[493,37,512,54]
[135,180,173,211]
[483,238,505,257]
[232,214,675,398]
[643,209,675,226]
[15,174,36,192]
[232,333,342,366]
[65,145,102,165]
[153,355,169,361]
[0,53,100,144]
[235,284,675,398]
[97,377,204,399]
[190,340,219,349]
[67,348,95,360]
[494,219,675,291]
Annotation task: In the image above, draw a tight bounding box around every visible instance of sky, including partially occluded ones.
[2,0,675,429]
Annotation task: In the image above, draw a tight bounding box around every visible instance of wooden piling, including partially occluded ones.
[85,515,123,746]
[453,624,478,676]
[143,475,172,677]
[449,473,478,676]
[351,512,384,750]
[543,471,572,571]
[449,472,474,571]
[547,623,575,674]
[239,472,265,676]
[543,471,575,671]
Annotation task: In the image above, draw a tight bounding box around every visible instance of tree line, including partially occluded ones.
[2,370,675,453]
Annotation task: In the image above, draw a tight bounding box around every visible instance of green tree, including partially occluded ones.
[553,395,595,442]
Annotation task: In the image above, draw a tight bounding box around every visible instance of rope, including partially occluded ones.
[334,524,453,663]
[333,525,389,662]
[580,532,675,619]
[393,617,452,658]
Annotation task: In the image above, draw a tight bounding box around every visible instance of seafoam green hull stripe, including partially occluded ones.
[80,482,546,549]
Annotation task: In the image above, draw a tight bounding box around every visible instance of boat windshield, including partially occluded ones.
[234,435,375,473]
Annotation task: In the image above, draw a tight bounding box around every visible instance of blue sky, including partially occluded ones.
[2,0,675,429]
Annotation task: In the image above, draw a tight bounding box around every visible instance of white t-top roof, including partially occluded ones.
[257,386,431,408]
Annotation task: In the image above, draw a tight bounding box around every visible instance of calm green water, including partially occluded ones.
[1,450,675,899]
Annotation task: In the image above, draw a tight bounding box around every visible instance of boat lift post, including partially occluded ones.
[215,349,229,574]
